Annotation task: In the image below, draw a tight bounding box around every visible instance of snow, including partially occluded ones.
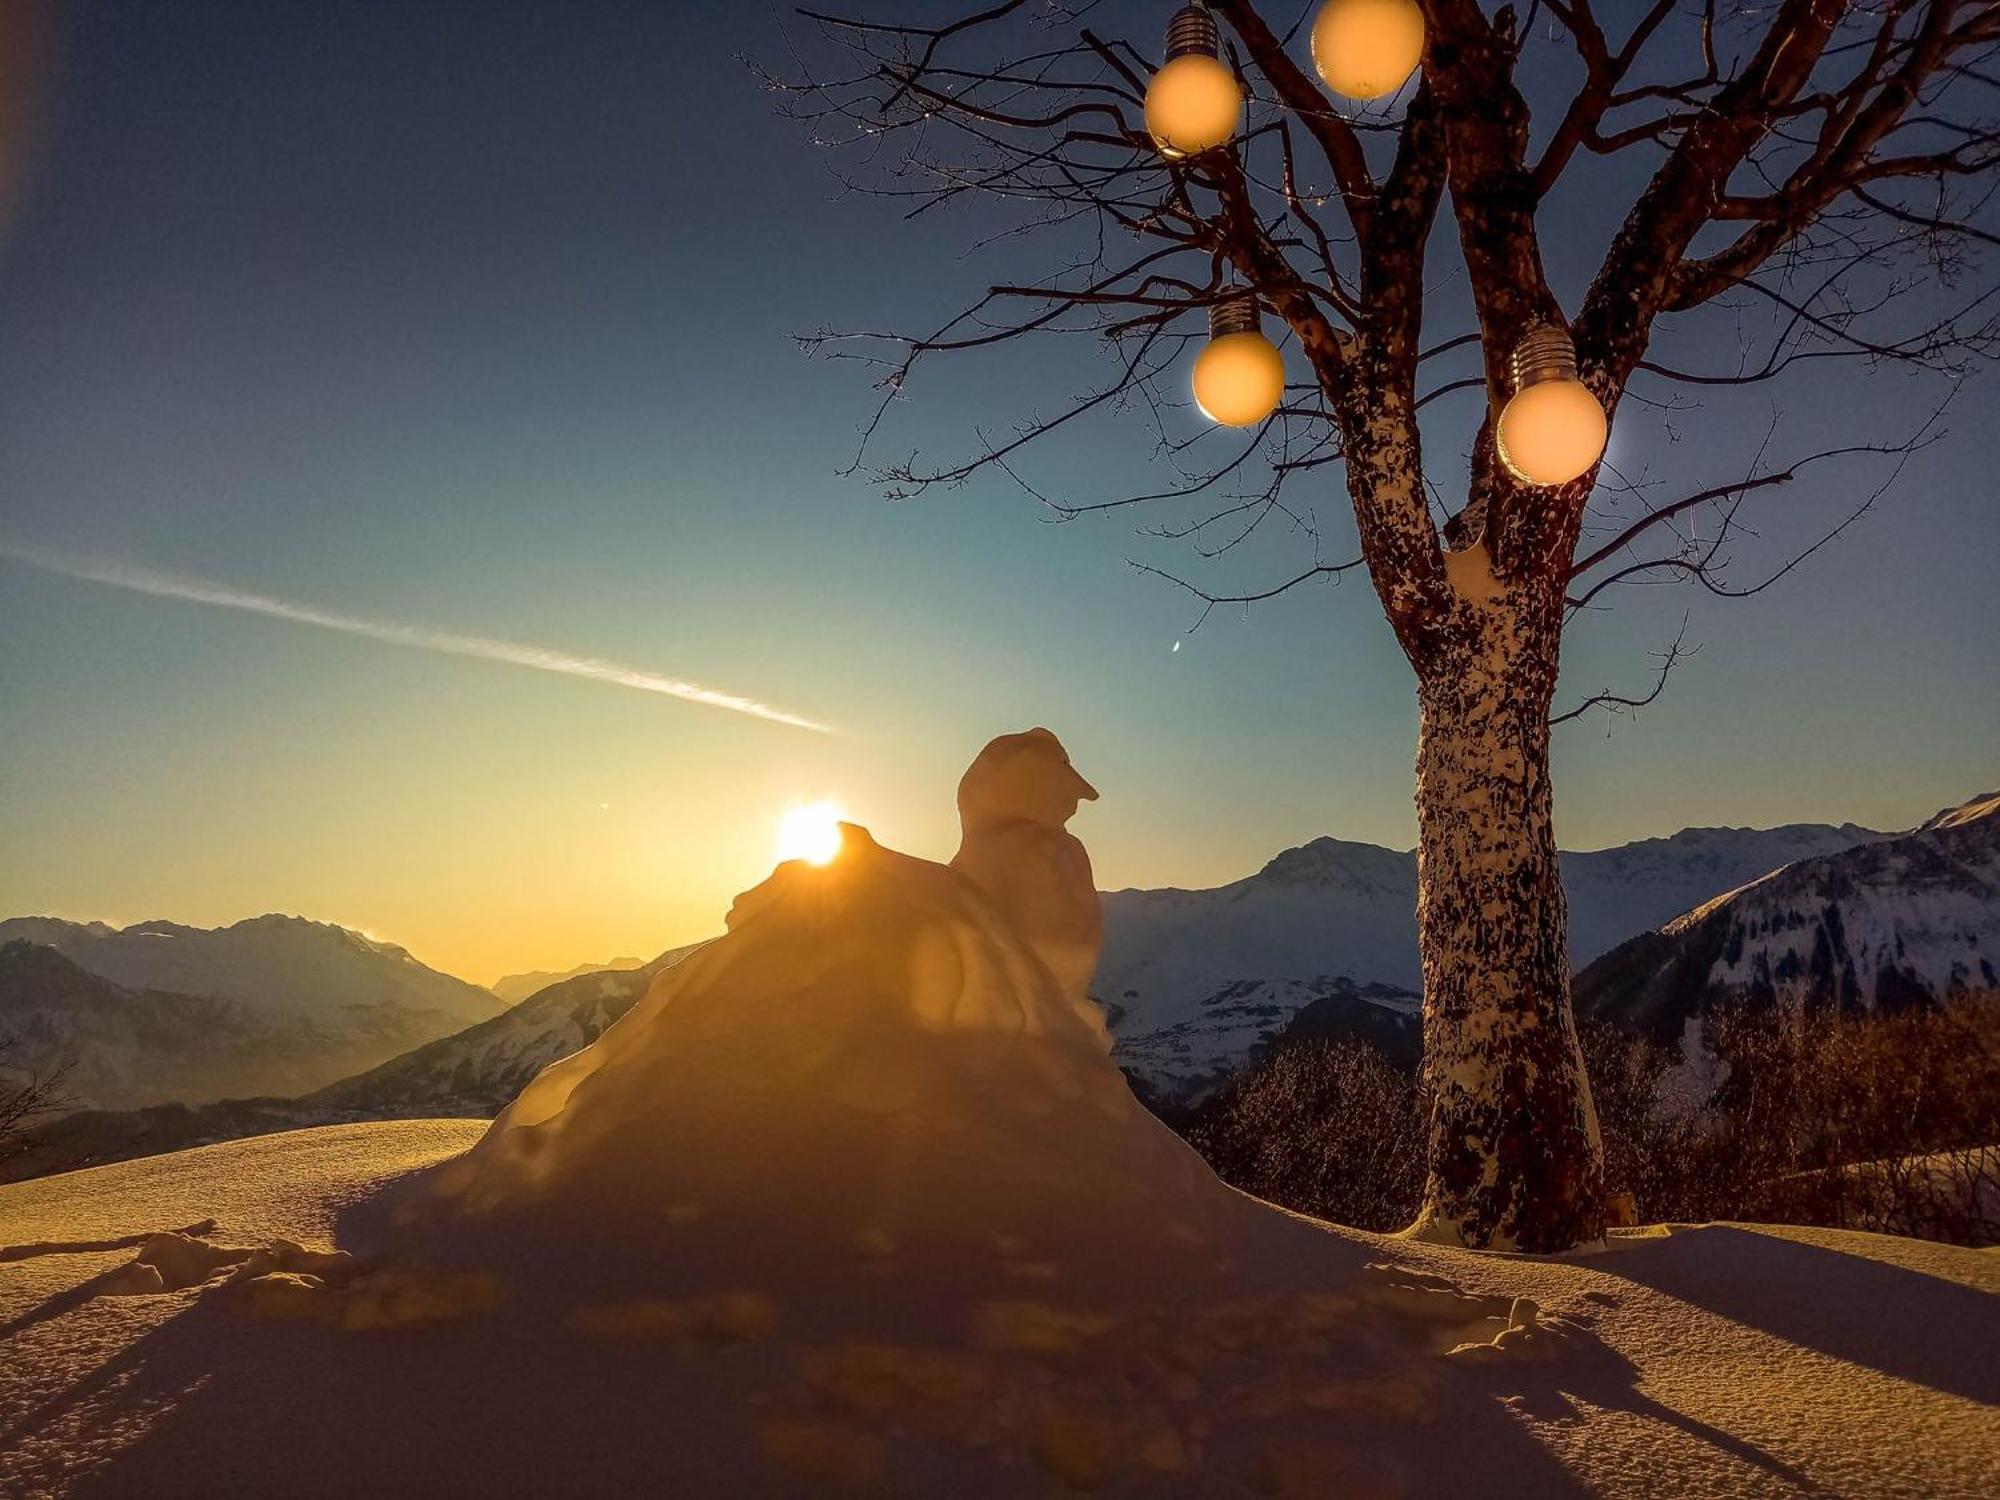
[5,1121,1995,1497]
[1584,793,2000,1033]
[408,818,1203,1288]
[1098,822,1882,1103]
[1922,789,2000,832]
[4,778,1995,1494]
[950,727,1103,1006]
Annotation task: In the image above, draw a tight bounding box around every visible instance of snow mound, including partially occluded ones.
[342,822,1584,1491]
[413,823,1241,1295]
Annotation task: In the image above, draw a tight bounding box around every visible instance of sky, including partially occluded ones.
[1,1,1994,986]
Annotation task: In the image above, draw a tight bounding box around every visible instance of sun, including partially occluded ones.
[774,800,847,867]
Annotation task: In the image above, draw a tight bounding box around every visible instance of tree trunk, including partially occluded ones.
[1405,547,1607,1251]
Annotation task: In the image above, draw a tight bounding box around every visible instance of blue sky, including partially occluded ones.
[1,1,1992,980]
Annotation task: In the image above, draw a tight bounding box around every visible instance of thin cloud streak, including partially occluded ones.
[0,541,835,734]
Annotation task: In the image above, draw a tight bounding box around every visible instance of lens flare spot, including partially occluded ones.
[775,800,847,866]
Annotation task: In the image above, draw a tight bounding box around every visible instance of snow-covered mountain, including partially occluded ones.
[2,941,711,1180]
[1099,820,1883,1103]
[0,813,1914,1156]
[0,914,501,1109]
[1,942,260,1111]
[310,941,708,1114]
[262,820,1895,1115]
[488,956,648,1006]
[1577,792,1999,1038]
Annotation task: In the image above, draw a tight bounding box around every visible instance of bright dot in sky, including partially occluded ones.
[775,800,846,866]
[1172,640,1182,653]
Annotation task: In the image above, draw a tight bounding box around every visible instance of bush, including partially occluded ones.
[1688,994,2000,1243]
[1186,1039,1425,1232]
[1178,994,2000,1246]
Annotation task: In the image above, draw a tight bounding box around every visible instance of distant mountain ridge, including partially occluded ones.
[12,798,1982,1178]
[1577,792,2000,1038]
[2,940,710,1182]
[489,957,648,1007]
[0,913,501,1109]
[1097,819,1885,1102]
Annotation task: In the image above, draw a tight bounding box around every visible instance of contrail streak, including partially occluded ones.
[0,540,835,734]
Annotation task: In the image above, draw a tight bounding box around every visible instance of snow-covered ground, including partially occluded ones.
[4,796,1991,1496]
[3,1120,1994,1498]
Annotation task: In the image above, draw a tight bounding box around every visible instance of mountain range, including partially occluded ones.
[0,914,501,1110]
[1577,791,1999,1039]
[6,792,1993,1178]
[1098,819,1885,1102]
[489,957,649,1007]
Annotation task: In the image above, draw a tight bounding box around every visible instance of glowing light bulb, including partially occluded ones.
[1310,0,1425,102]
[1494,323,1609,487]
[1144,5,1241,158]
[1192,292,1284,427]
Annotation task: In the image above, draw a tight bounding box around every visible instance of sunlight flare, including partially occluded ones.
[774,800,847,866]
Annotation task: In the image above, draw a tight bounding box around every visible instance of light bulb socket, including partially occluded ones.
[1164,4,1220,61]
[1208,291,1260,339]
[1510,322,1578,391]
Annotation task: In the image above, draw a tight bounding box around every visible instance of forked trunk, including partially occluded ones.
[1406,551,1606,1251]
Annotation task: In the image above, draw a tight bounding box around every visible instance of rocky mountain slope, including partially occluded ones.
[1577,792,1999,1038]
[0,914,501,1108]
[1,942,260,1111]
[1099,820,1882,1102]
[311,942,707,1114]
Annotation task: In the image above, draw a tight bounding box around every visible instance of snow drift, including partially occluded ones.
[412,822,1242,1297]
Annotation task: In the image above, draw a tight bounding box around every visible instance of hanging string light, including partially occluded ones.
[1495,323,1609,486]
[1144,3,1242,159]
[1310,0,1426,102]
[1192,290,1285,427]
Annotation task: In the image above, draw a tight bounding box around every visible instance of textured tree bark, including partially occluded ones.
[1404,547,1607,1252]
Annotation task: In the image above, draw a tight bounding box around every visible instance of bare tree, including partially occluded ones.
[0,1032,68,1163]
[775,0,2000,1250]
